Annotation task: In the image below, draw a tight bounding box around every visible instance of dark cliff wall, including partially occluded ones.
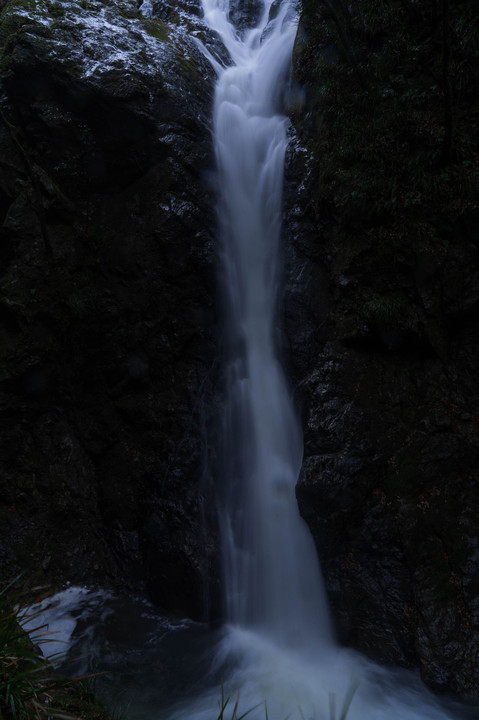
[0,0,221,619]
[287,0,479,700]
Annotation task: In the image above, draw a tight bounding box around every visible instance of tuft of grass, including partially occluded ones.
[218,681,359,720]
[217,688,264,720]
[0,577,112,720]
[328,682,358,720]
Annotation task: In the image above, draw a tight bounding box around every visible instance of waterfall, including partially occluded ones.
[207,0,333,650]
[171,1,467,718]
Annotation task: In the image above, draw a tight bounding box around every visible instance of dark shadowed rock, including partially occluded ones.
[285,0,479,702]
[0,0,221,619]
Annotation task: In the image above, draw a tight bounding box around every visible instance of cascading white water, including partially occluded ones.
[208,0,333,650]
[173,1,468,718]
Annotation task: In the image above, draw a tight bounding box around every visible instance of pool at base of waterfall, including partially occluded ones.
[20,588,477,720]
[21,587,221,717]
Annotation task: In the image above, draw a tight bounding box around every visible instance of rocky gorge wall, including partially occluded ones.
[0,0,223,619]
[0,0,478,705]
[286,0,479,701]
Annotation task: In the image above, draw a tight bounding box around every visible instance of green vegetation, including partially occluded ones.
[48,2,65,18]
[328,681,358,720]
[216,682,358,720]
[0,578,112,720]
[116,2,139,21]
[364,295,405,327]
[216,690,263,720]
[141,17,171,42]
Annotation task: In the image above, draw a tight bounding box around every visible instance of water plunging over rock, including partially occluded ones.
[206,0,332,651]
[171,0,472,718]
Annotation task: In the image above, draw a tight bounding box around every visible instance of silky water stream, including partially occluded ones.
[23,2,475,718]
[164,0,472,717]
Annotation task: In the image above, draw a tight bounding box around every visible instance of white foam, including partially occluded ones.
[169,625,461,720]
[20,586,110,664]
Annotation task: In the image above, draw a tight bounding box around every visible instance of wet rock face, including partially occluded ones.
[285,0,479,701]
[0,0,221,619]
[228,0,263,30]
[285,165,479,703]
